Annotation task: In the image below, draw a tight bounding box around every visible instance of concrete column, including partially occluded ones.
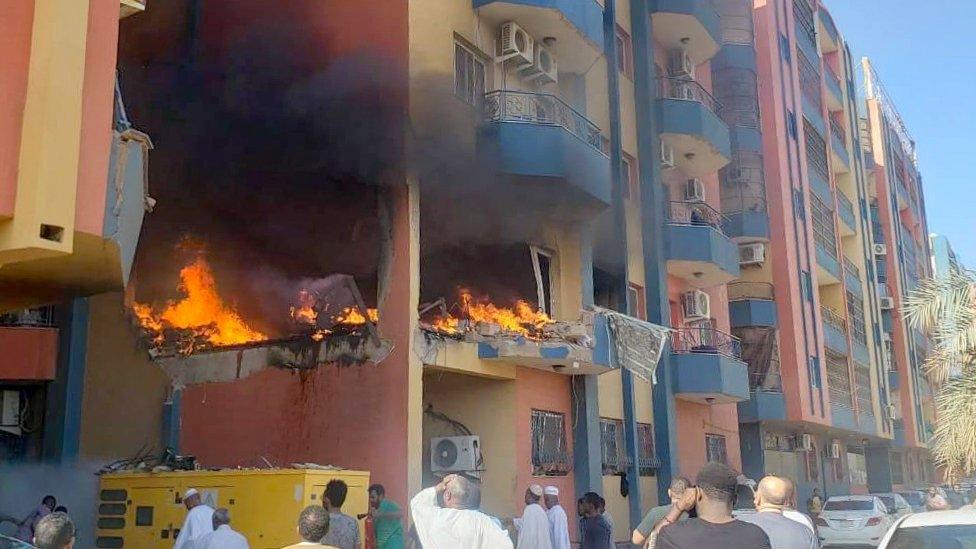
[573,223,603,497]
[866,446,893,493]
[42,298,89,462]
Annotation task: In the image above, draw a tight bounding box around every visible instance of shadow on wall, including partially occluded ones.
[0,462,101,547]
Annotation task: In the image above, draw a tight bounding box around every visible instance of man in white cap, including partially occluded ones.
[543,486,570,549]
[515,485,552,549]
[174,488,214,549]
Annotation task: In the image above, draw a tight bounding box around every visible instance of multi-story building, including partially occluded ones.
[862,57,937,488]
[733,0,934,504]
[930,234,963,281]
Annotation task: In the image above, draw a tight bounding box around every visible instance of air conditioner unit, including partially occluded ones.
[498,22,535,67]
[684,178,705,202]
[430,435,482,473]
[799,434,814,451]
[873,243,888,256]
[885,404,900,420]
[525,43,558,84]
[0,390,20,437]
[739,243,766,266]
[830,441,842,459]
[660,141,675,169]
[682,290,711,321]
[668,49,695,78]
[879,296,895,310]
[882,331,893,343]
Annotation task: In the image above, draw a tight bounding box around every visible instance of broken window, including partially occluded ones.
[531,410,569,476]
[530,246,555,316]
[455,41,486,108]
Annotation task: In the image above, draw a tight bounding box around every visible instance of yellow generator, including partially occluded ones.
[96,468,370,549]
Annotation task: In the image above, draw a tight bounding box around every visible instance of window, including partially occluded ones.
[800,270,813,302]
[637,423,658,475]
[787,110,798,139]
[805,444,820,482]
[811,193,837,253]
[705,434,728,464]
[890,452,905,485]
[808,356,821,389]
[848,451,867,485]
[804,120,829,180]
[530,247,555,316]
[793,188,806,220]
[826,350,853,407]
[831,452,845,483]
[454,41,486,107]
[600,418,623,475]
[779,33,791,62]
[621,153,639,200]
[846,291,867,345]
[628,283,647,320]
[615,26,633,79]
[531,410,570,476]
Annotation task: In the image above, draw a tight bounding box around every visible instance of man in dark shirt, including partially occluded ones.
[578,492,613,549]
[655,463,772,549]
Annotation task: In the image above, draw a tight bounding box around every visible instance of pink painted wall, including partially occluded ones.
[0,327,58,381]
[0,0,34,219]
[74,0,121,236]
[514,367,575,510]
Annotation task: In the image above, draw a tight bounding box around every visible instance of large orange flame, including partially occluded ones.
[428,289,553,337]
[134,257,267,347]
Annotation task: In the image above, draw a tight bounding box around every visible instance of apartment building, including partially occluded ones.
[931,234,963,281]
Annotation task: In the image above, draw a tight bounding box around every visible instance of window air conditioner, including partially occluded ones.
[739,243,766,266]
[873,244,888,256]
[684,178,705,202]
[430,436,483,473]
[682,290,710,321]
[879,297,895,310]
[498,22,534,67]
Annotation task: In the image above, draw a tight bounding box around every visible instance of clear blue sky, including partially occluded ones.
[826,0,975,267]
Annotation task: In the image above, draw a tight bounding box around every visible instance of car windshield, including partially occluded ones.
[877,496,897,509]
[824,499,874,511]
[886,525,976,549]
[900,492,924,505]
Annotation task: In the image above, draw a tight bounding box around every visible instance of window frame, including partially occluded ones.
[599,418,623,475]
[637,422,658,476]
[621,152,639,200]
[530,246,556,316]
[454,39,488,108]
[627,283,647,320]
[530,409,570,476]
[705,433,729,465]
[615,25,634,80]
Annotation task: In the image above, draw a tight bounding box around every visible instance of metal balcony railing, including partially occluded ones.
[821,306,848,334]
[843,256,860,279]
[750,370,783,392]
[836,190,855,220]
[660,77,723,115]
[0,306,56,328]
[820,9,839,42]
[727,282,775,301]
[672,324,743,359]
[825,63,842,95]
[484,90,605,155]
[668,201,727,231]
[829,116,846,145]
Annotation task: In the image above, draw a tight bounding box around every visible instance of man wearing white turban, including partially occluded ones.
[514,485,552,549]
[543,486,570,549]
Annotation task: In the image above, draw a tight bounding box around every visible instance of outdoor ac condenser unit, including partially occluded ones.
[873,243,888,256]
[879,297,895,310]
[524,44,557,84]
[431,435,482,473]
[739,243,766,266]
[668,49,695,78]
[682,290,710,321]
[498,22,534,67]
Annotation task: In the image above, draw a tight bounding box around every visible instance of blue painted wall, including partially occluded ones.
[729,299,777,328]
[672,353,750,401]
[665,224,741,278]
[737,391,787,422]
[658,98,732,160]
[654,0,722,45]
[473,0,606,49]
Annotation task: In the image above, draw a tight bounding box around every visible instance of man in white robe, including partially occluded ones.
[515,485,552,549]
[174,488,214,549]
[189,508,249,549]
[410,474,513,549]
[544,486,571,549]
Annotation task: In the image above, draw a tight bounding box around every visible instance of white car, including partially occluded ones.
[872,493,914,519]
[878,509,976,548]
[816,495,897,547]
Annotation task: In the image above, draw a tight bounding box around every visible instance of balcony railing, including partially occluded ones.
[672,324,743,359]
[660,77,723,115]
[825,63,842,94]
[750,370,782,392]
[484,90,604,154]
[727,282,775,301]
[829,116,845,146]
[821,306,848,334]
[0,306,56,328]
[843,257,860,279]
[668,201,727,231]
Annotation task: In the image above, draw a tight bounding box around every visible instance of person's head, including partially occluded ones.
[525,484,543,505]
[41,496,56,511]
[667,476,692,503]
[212,508,231,530]
[53,506,67,514]
[695,463,740,517]
[33,512,74,549]
[755,475,791,511]
[576,497,585,517]
[323,480,348,511]
[183,489,201,510]
[297,505,331,543]
[543,486,560,509]
[580,492,602,517]
[441,475,481,510]
[368,484,386,509]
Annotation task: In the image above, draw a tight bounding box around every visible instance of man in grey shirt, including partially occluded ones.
[737,476,818,549]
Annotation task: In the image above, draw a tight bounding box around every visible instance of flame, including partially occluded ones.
[427,289,553,337]
[133,256,267,348]
[289,289,377,328]
[334,306,379,326]
[289,289,318,325]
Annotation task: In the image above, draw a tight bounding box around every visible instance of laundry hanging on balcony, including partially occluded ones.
[598,308,670,383]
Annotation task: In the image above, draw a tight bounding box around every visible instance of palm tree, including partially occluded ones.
[903,270,976,479]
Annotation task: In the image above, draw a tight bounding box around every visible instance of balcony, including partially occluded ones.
[836,191,856,235]
[894,175,910,211]
[0,308,58,381]
[843,256,862,296]
[473,0,604,72]
[818,9,840,53]
[651,0,722,64]
[824,64,844,112]
[665,201,740,288]
[672,325,750,404]
[658,78,731,178]
[120,0,146,18]
[829,117,850,173]
[738,391,787,422]
[821,306,849,355]
[816,241,842,284]
[728,282,777,328]
[478,90,611,216]
[721,163,770,242]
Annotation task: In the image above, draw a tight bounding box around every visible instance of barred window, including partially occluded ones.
[705,434,728,464]
[846,291,867,345]
[793,0,816,47]
[805,444,820,482]
[804,120,829,181]
[454,42,486,107]
[531,410,570,476]
[826,350,853,407]
[600,418,623,475]
[797,49,821,109]
[854,361,872,414]
[637,422,659,475]
[811,193,836,254]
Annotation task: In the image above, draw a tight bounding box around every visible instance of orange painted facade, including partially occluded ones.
[0,327,58,381]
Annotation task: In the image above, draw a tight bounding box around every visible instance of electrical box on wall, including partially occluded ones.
[0,390,21,436]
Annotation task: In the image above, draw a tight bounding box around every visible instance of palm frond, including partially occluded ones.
[932,376,976,479]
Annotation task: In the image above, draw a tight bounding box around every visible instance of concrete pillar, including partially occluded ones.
[866,446,893,493]
[43,298,89,462]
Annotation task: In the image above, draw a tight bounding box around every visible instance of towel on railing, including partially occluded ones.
[600,310,670,383]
